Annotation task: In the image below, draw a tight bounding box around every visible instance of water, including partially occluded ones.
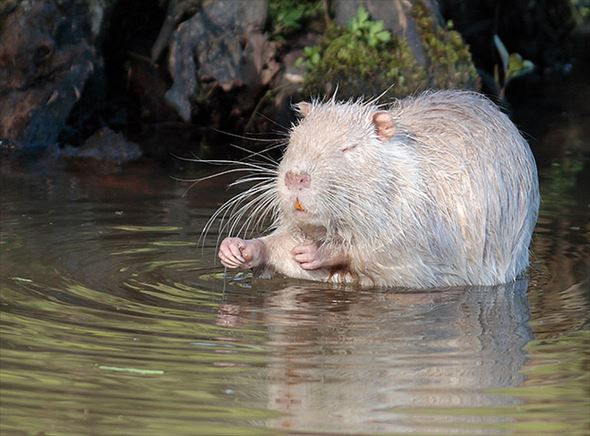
[1,147,588,435]
[1,156,588,436]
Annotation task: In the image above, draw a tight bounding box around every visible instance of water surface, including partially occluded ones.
[0,151,588,435]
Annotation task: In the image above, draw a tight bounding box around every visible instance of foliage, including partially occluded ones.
[493,34,535,98]
[571,0,590,25]
[297,4,479,100]
[298,45,322,69]
[268,0,322,37]
[298,7,426,99]
[348,6,391,47]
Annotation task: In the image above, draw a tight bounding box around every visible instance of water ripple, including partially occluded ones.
[1,166,588,435]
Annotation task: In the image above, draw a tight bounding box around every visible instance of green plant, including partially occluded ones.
[297,7,427,99]
[298,7,394,68]
[297,3,480,99]
[348,7,391,47]
[296,45,322,69]
[268,0,322,36]
[493,34,535,98]
[570,0,590,25]
[297,7,392,68]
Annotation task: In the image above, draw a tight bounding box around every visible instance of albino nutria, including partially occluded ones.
[216,90,540,288]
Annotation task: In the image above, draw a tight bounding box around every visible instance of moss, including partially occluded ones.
[412,0,480,89]
[299,4,479,100]
[302,18,427,100]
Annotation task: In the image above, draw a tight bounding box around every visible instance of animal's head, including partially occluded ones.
[277,99,397,234]
[202,99,413,244]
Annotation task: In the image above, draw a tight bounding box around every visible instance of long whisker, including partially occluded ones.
[229,175,276,187]
[173,167,275,197]
[233,190,279,238]
[253,110,291,132]
[201,180,278,247]
[227,142,280,166]
[221,184,277,236]
[177,154,278,173]
[209,127,282,143]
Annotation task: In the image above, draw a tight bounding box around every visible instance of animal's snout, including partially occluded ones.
[285,170,311,191]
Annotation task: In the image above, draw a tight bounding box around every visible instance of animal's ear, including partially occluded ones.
[295,102,313,117]
[371,111,396,142]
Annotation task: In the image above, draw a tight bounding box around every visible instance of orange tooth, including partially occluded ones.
[294,197,305,211]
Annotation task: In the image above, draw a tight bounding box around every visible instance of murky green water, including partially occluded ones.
[0,148,588,436]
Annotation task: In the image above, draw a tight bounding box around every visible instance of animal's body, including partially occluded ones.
[218,90,540,288]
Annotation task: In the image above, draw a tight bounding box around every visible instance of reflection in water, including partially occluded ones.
[218,282,531,434]
[0,159,588,435]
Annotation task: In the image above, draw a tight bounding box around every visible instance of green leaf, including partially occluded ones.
[493,34,509,74]
[521,59,535,73]
[506,53,535,82]
[372,21,384,33]
[357,7,369,23]
[376,31,391,43]
[311,52,320,65]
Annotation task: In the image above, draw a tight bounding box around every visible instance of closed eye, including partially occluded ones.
[340,144,357,153]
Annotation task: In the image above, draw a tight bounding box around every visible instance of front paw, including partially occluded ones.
[218,237,264,269]
[292,243,349,270]
[291,243,326,270]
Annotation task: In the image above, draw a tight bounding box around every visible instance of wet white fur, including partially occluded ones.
[216,90,540,288]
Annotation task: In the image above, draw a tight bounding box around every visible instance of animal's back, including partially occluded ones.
[392,90,539,285]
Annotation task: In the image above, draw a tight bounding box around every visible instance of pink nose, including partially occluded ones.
[285,170,311,190]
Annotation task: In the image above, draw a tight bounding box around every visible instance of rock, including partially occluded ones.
[164,0,274,121]
[334,0,431,66]
[61,127,142,165]
[150,0,201,63]
[126,55,180,122]
[303,0,479,99]
[0,0,110,150]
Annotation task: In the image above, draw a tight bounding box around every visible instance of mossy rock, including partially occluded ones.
[303,25,426,99]
[412,0,480,89]
[301,1,480,100]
